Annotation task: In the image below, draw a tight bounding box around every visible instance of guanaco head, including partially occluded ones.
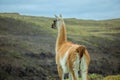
[51,14,64,29]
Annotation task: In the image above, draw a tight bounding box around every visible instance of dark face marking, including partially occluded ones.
[51,19,57,29]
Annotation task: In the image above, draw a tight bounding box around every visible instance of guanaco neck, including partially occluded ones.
[56,22,67,52]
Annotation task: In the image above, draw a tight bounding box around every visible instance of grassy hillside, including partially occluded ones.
[0,13,120,80]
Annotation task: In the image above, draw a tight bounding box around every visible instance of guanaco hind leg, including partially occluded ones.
[69,53,79,80]
[80,55,88,80]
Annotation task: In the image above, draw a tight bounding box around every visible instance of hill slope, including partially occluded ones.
[0,13,120,80]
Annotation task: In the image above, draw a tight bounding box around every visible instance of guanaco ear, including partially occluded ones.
[54,15,58,18]
[76,45,86,58]
[60,14,62,18]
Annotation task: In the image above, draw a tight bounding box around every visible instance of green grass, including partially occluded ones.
[66,74,120,80]
[103,75,120,80]
[65,74,103,80]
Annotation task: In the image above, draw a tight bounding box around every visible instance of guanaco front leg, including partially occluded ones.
[57,65,64,80]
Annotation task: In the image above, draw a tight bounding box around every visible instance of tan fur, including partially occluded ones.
[53,16,90,80]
